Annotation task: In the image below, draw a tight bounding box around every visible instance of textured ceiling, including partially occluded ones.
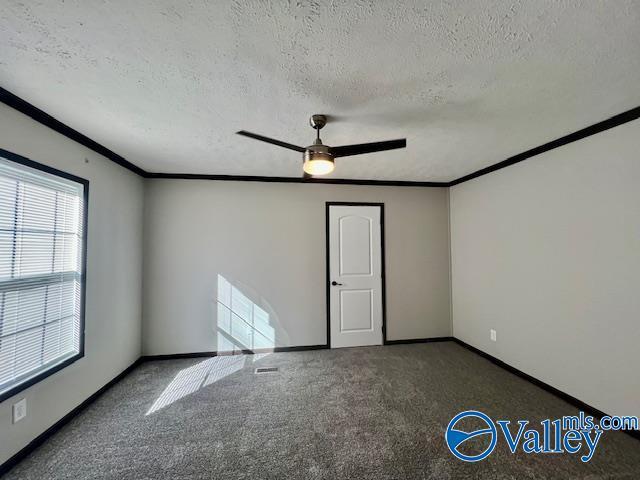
[1,1,639,181]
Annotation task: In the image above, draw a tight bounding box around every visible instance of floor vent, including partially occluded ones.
[255,367,279,374]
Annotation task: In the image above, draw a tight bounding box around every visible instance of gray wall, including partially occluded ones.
[450,119,640,416]
[0,104,145,465]
[4,96,637,465]
[142,180,451,354]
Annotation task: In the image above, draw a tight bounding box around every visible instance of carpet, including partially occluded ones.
[4,342,640,479]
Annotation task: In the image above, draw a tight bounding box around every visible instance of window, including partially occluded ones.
[0,149,88,402]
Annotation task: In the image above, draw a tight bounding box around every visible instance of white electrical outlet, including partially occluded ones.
[490,329,497,342]
[13,398,27,424]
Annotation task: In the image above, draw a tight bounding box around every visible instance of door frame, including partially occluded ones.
[325,202,387,348]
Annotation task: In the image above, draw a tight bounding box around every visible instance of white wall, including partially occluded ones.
[142,180,451,354]
[450,119,640,416]
[0,104,145,465]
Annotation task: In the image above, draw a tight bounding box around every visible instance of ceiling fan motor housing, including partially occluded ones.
[305,142,330,156]
[304,143,333,161]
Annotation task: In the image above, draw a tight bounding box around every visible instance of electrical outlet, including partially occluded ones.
[13,398,27,423]
[490,329,497,342]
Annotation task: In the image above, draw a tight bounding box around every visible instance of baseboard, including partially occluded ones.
[140,344,328,361]
[0,358,144,476]
[452,337,640,442]
[4,337,636,475]
[384,336,453,345]
[0,343,329,474]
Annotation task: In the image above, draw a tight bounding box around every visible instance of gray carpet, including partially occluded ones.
[4,342,640,479]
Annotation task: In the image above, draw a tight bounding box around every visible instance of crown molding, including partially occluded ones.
[449,106,640,186]
[2,86,638,187]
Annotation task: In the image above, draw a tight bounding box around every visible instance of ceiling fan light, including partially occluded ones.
[303,151,335,175]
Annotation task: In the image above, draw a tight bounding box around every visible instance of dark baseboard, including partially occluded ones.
[385,336,453,345]
[140,344,328,361]
[3,337,637,475]
[452,337,640,442]
[0,358,144,477]
[0,343,331,474]
[140,351,219,361]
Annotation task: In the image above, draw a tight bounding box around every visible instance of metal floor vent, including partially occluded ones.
[255,367,279,374]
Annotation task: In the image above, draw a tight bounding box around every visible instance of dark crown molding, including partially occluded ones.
[0,87,147,177]
[449,106,640,186]
[148,171,447,187]
[0,86,446,186]
[2,86,638,186]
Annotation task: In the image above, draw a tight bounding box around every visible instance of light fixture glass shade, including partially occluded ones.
[303,151,335,175]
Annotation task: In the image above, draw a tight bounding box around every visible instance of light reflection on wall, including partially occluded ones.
[216,275,275,352]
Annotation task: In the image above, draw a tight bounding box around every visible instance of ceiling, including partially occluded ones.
[1,1,639,181]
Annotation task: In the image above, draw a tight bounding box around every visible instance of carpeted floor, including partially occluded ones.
[4,342,640,479]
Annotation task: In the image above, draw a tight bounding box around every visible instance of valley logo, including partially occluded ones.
[444,410,638,463]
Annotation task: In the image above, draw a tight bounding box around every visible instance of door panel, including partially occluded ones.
[340,289,374,332]
[339,216,372,276]
[329,205,383,348]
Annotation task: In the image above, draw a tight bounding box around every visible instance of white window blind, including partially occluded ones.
[0,155,86,400]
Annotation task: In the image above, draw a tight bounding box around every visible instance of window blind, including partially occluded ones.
[0,155,86,399]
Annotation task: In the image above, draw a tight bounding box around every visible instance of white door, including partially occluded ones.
[328,204,384,348]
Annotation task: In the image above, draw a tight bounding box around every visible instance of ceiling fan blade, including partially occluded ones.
[329,139,406,158]
[236,131,305,152]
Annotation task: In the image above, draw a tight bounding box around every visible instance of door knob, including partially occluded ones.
[331,281,343,286]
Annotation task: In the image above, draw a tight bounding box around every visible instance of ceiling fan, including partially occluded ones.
[236,114,406,178]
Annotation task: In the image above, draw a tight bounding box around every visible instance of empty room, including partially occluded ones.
[0,2,639,479]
